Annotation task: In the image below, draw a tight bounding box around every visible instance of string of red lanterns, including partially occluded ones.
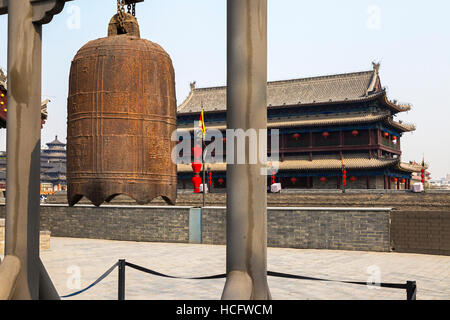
[191,145,203,193]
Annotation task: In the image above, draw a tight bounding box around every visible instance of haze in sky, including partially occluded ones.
[0,0,449,178]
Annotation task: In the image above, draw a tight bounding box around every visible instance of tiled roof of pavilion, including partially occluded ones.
[178,111,389,131]
[178,63,411,115]
[177,155,403,172]
[399,162,429,172]
[384,118,416,132]
[177,110,415,133]
[46,135,66,147]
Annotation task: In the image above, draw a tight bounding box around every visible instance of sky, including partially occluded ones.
[0,0,449,179]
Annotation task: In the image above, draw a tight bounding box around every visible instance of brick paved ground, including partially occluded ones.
[25,237,450,300]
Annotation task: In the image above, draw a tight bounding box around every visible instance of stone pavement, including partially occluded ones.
[11,237,450,300]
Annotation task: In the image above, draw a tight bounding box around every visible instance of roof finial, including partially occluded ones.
[190,81,196,91]
[372,61,380,74]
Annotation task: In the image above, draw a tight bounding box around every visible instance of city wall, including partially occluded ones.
[47,189,450,212]
[0,205,391,253]
[1,190,449,256]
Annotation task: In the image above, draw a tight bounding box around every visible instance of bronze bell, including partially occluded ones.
[67,13,177,206]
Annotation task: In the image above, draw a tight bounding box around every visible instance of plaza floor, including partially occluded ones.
[32,237,450,300]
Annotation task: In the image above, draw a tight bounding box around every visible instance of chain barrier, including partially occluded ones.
[60,259,417,300]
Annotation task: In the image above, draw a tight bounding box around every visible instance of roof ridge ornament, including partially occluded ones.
[372,61,381,74]
[366,61,381,96]
[190,81,197,91]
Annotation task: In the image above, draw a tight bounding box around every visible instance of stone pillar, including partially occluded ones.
[222,0,271,300]
[5,0,43,300]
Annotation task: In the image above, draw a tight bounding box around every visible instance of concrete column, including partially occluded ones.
[222,0,271,300]
[5,0,43,300]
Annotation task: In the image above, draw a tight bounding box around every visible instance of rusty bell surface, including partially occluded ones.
[67,13,177,206]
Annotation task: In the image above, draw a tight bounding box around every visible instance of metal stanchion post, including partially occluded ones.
[118,259,126,300]
[406,281,417,300]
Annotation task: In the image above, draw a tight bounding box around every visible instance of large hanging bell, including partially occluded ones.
[67,12,177,206]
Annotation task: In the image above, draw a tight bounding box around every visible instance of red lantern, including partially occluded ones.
[401,179,406,184]
[384,132,389,138]
[322,132,330,138]
[392,136,397,141]
[272,171,276,185]
[218,178,224,184]
[352,130,359,136]
[222,137,227,143]
[320,177,327,182]
[192,175,202,193]
[293,133,300,140]
[209,172,213,187]
[350,176,357,182]
[290,177,297,184]
[191,162,202,174]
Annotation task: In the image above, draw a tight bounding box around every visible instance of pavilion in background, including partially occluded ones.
[176,63,425,191]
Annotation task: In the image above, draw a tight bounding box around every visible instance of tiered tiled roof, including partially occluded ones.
[46,135,66,148]
[179,111,396,131]
[178,158,423,173]
[178,155,404,173]
[178,63,411,115]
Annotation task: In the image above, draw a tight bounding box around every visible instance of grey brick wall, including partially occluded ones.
[0,205,191,243]
[4,203,449,255]
[202,207,391,252]
[391,211,450,256]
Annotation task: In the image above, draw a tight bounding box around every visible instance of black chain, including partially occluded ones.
[126,3,136,16]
